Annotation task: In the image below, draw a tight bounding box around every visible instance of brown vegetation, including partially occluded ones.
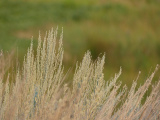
[0,28,160,120]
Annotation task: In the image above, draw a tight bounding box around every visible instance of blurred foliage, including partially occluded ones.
[0,0,160,87]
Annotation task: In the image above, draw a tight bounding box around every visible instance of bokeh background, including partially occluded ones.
[0,0,160,87]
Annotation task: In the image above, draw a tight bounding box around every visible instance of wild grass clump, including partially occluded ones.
[0,28,160,120]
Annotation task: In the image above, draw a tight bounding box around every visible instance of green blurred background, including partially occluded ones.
[0,0,160,87]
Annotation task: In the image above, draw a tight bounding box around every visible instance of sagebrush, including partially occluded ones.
[0,28,160,120]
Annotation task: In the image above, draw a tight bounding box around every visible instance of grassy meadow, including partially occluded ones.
[0,0,160,87]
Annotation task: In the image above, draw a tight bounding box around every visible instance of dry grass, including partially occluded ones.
[0,28,160,120]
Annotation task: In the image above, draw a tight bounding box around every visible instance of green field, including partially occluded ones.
[0,0,160,87]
